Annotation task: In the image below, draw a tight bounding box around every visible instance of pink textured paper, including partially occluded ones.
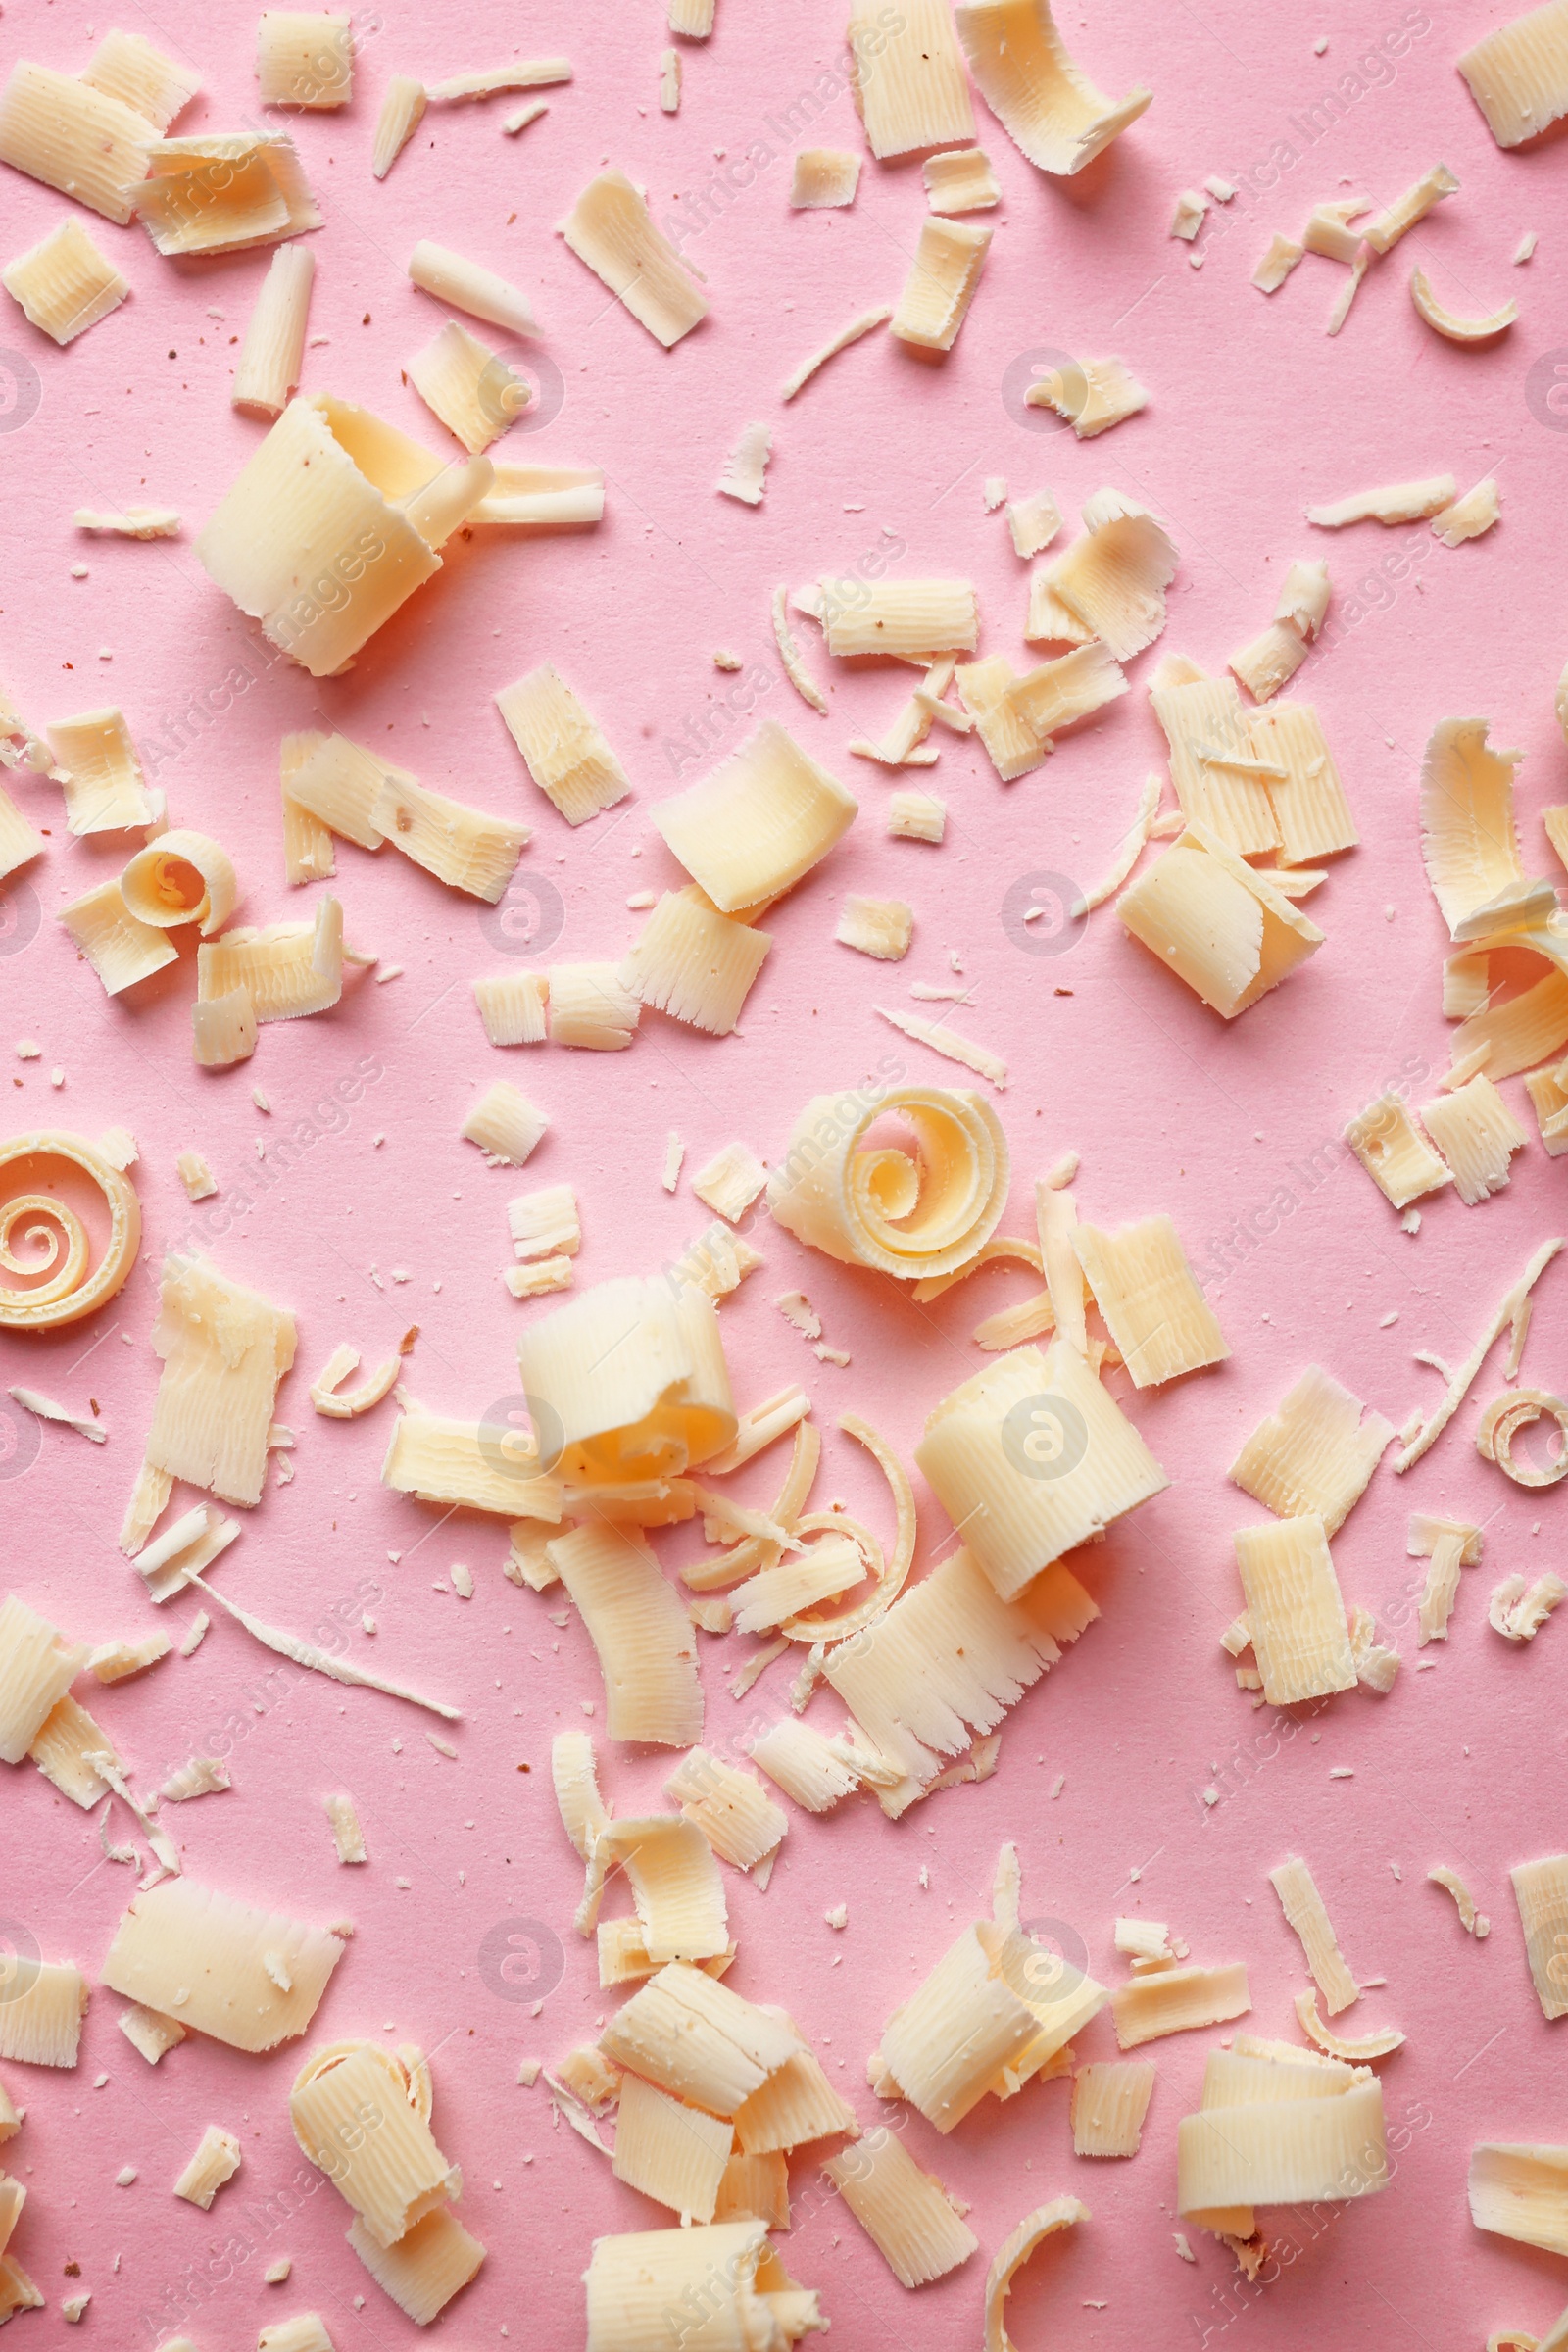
[2,1,1566,2345]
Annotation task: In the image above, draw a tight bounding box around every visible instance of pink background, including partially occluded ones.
[2,0,1567,2344]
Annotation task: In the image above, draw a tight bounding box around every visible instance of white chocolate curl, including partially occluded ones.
[120,830,237,935]
[767,1084,1009,1280]
[515,1274,737,1485]
[0,1131,141,1331]
[195,393,494,678]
